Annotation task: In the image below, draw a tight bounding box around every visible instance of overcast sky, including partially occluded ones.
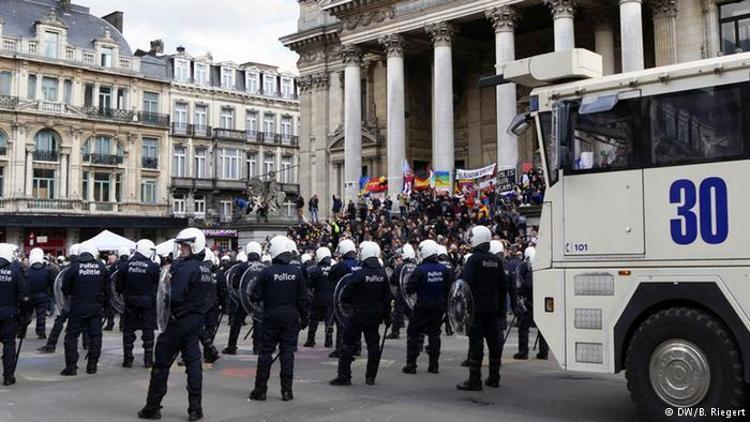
[87,0,300,72]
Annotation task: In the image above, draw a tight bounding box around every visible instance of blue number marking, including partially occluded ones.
[670,179,698,245]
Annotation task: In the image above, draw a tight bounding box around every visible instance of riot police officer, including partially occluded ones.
[222,242,261,355]
[198,248,226,363]
[61,241,109,376]
[249,235,309,402]
[512,246,548,360]
[329,241,391,386]
[116,239,160,369]
[437,244,454,336]
[386,243,416,340]
[327,239,360,358]
[39,243,82,353]
[303,247,333,348]
[457,226,505,391]
[25,247,56,339]
[139,228,213,421]
[0,243,25,385]
[403,240,452,375]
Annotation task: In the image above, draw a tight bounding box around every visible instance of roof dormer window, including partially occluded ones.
[174,59,190,83]
[246,71,259,94]
[100,46,114,67]
[263,73,276,96]
[44,31,59,59]
[221,67,234,89]
[194,62,209,86]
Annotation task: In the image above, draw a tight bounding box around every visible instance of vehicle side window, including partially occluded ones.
[647,83,747,166]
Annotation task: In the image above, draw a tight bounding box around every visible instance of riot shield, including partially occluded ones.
[201,268,218,314]
[238,262,266,322]
[447,278,474,336]
[224,263,243,304]
[53,267,70,315]
[399,262,417,310]
[156,266,171,334]
[109,269,125,314]
[333,274,354,326]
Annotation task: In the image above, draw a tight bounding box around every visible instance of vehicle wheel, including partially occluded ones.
[625,307,746,422]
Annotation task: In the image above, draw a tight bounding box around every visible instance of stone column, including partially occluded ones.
[93,82,100,108]
[486,6,519,171]
[342,45,363,204]
[311,71,330,220]
[620,0,645,72]
[296,75,313,206]
[650,0,678,66]
[592,7,617,75]
[328,71,343,134]
[425,22,455,180]
[545,0,576,51]
[68,128,81,199]
[60,149,69,198]
[379,33,407,208]
[25,144,34,197]
[57,78,64,103]
[702,0,720,57]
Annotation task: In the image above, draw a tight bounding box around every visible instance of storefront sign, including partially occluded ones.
[202,229,238,238]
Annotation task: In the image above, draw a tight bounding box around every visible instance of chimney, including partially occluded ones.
[101,11,124,33]
[149,39,164,55]
[59,0,71,13]
[176,46,186,54]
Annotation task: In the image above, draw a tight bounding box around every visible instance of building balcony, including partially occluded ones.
[193,125,212,138]
[213,178,247,191]
[0,95,17,110]
[90,201,118,213]
[26,198,77,211]
[246,130,261,142]
[171,177,214,191]
[84,106,135,123]
[138,111,170,127]
[142,156,159,169]
[33,150,58,162]
[280,135,299,147]
[213,128,246,142]
[83,153,124,166]
[37,101,66,114]
[171,122,190,136]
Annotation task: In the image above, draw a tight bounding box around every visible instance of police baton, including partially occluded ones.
[242,323,255,341]
[12,335,24,374]
[504,313,517,344]
[210,311,225,345]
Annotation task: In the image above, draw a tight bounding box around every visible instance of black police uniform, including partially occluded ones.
[198,261,227,362]
[115,251,160,368]
[40,256,89,353]
[223,258,251,354]
[327,254,360,357]
[61,253,109,375]
[249,253,309,401]
[404,256,451,374]
[512,260,549,359]
[25,261,56,338]
[0,259,25,385]
[387,259,414,339]
[141,251,212,419]
[304,257,333,347]
[331,257,390,385]
[457,244,506,390]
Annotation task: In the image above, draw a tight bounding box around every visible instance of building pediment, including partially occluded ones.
[36,8,68,30]
[327,123,379,151]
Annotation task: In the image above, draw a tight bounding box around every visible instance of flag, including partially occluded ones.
[413,171,432,191]
[361,176,388,194]
[403,174,414,195]
[433,171,452,192]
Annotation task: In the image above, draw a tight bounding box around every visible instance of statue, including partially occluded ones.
[245,173,286,221]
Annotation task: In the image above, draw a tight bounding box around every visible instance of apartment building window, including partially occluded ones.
[173,194,185,215]
[194,195,206,216]
[141,178,157,204]
[33,169,55,199]
[41,77,58,102]
[93,173,110,202]
[721,1,750,53]
[194,149,207,178]
[63,80,72,104]
[281,77,293,98]
[220,200,232,219]
[280,156,293,183]
[263,153,275,178]
[263,113,275,135]
[221,67,234,89]
[35,130,58,161]
[142,137,158,168]
[174,102,188,130]
[0,132,6,155]
[281,116,293,139]
[99,86,112,110]
[143,92,160,114]
[220,148,241,180]
[175,59,190,82]
[245,110,258,134]
[220,107,234,129]
[263,74,276,95]
[100,46,114,67]
[82,171,89,200]
[194,104,208,130]
[44,31,59,59]
[173,145,187,177]
[246,71,259,93]
[27,75,37,100]
[247,152,257,178]
[0,72,12,96]
[194,62,209,85]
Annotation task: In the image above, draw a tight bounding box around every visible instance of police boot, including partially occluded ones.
[204,346,220,364]
[536,352,548,360]
[37,344,55,353]
[122,354,134,368]
[513,351,529,360]
[324,333,333,348]
[303,330,315,348]
[137,406,162,420]
[249,363,270,401]
[37,333,47,340]
[402,362,417,374]
[428,355,439,374]
[485,359,502,388]
[187,396,203,421]
[86,359,98,374]
[3,375,15,386]
[60,366,77,376]
[144,350,154,368]
[456,362,482,391]
[221,346,237,355]
[329,376,352,386]
[328,349,340,358]
[281,377,294,401]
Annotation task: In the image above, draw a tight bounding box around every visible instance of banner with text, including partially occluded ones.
[496,168,516,194]
[455,163,497,181]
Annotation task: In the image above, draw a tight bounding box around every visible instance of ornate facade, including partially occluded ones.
[283,0,733,220]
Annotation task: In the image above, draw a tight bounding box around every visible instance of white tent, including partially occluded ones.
[84,230,135,252]
[155,239,174,257]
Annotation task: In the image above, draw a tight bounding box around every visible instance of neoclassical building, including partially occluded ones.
[0,0,181,255]
[283,0,736,219]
